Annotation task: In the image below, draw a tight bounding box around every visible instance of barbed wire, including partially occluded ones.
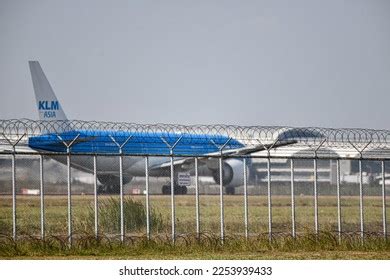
[1,119,390,157]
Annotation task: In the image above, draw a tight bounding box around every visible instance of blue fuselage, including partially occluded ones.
[28,130,245,178]
[28,130,244,155]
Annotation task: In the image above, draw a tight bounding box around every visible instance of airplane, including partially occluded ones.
[26,61,299,195]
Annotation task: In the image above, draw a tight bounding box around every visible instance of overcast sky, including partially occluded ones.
[0,0,389,129]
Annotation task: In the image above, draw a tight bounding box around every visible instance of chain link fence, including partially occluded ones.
[0,119,389,244]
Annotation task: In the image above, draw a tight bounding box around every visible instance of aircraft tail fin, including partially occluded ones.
[29,61,69,122]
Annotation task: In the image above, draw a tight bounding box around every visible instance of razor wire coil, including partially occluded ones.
[1,119,390,157]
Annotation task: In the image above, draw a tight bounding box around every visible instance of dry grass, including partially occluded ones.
[0,194,388,236]
[0,194,389,259]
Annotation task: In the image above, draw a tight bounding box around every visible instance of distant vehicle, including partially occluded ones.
[26,61,297,194]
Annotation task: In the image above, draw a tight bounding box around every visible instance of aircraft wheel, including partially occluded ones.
[162,185,170,195]
[98,185,107,194]
[111,184,120,194]
[226,186,235,195]
[174,185,181,194]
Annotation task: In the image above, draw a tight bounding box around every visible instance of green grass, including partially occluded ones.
[0,194,389,259]
[0,194,388,236]
[85,197,165,233]
[1,232,390,259]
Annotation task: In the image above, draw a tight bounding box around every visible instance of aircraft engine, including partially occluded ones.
[212,158,246,187]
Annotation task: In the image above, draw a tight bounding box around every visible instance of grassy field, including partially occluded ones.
[0,194,389,259]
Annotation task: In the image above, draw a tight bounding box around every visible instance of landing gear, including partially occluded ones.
[162,185,170,195]
[97,174,131,194]
[162,185,188,195]
[98,184,120,194]
[226,186,235,195]
[180,186,188,195]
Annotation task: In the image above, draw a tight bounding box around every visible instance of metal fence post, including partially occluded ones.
[66,148,73,245]
[219,155,225,243]
[336,159,342,243]
[267,156,272,241]
[216,138,231,244]
[161,136,182,244]
[119,152,124,242]
[359,159,364,241]
[243,158,248,240]
[11,152,16,240]
[291,159,296,238]
[56,133,80,246]
[195,157,200,240]
[382,160,387,240]
[40,155,45,240]
[349,141,371,242]
[314,158,319,234]
[3,134,25,241]
[65,148,72,245]
[257,139,280,242]
[145,156,150,240]
[93,155,98,239]
[170,154,175,243]
[313,139,326,235]
[109,135,132,243]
